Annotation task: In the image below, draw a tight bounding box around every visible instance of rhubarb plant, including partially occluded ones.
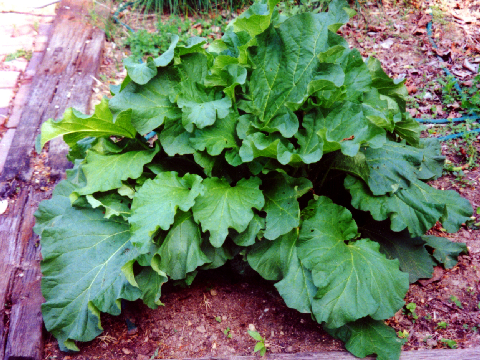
[34,0,471,358]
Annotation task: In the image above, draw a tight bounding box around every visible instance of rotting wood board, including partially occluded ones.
[172,347,480,360]
[0,0,105,359]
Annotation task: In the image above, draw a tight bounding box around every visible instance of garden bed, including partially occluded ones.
[39,0,480,359]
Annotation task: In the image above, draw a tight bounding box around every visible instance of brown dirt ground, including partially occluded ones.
[39,0,480,358]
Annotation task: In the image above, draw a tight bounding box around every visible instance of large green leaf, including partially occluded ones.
[123,57,158,85]
[315,101,386,157]
[248,229,316,314]
[75,144,159,196]
[231,214,265,246]
[326,317,403,360]
[192,177,264,247]
[190,112,239,156]
[157,211,210,280]
[239,115,324,165]
[109,68,181,135]
[247,230,296,281]
[393,112,421,146]
[34,193,142,351]
[159,117,196,156]
[135,266,167,309]
[86,193,131,220]
[129,172,204,253]
[33,180,76,236]
[345,175,473,237]
[178,92,232,132]
[423,235,468,269]
[297,197,409,328]
[416,138,444,180]
[200,238,236,270]
[233,0,280,37]
[274,253,316,314]
[205,63,248,99]
[174,54,232,132]
[339,49,373,102]
[326,0,356,31]
[343,139,443,196]
[363,140,424,196]
[40,98,136,148]
[246,11,349,137]
[262,173,311,240]
[367,57,407,111]
[360,220,436,283]
[329,151,370,183]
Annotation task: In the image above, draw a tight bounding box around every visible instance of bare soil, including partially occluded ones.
[41,0,480,358]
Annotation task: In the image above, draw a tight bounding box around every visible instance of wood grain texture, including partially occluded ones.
[0,0,105,182]
[0,1,105,359]
[174,347,480,360]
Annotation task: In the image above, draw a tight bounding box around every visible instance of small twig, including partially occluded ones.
[90,75,102,85]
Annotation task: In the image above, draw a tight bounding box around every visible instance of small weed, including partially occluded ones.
[277,0,330,16]
[437,321,448,329]
[397,329,409,339]
[440,338,457,349]
[224,327,232,338]
[463,324,469,330]
[215,316,222,323]
[449,295,463,309]
[5,49,32,62]
[248,330,267,356]
[424,313,432,320]
[405,302,418,320]
[123,14,226,61]
[431,5,448,25]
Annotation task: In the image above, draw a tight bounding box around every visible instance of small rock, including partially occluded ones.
[137,355,150,360]
[210,289,217,296]
[423,92,433,100]
[0,200,8,214]
[222,315,227,321]
[248,324,256,332]
[187,320,192,326]
[380,38,395,49]
[286,346,294,352]
[196,325,206,333]
[122,348,131,355]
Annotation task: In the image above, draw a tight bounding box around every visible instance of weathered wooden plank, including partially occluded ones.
[0,0,105,182]
[2,188,44,360]
[171,347,480,360]
[0,1,105,359]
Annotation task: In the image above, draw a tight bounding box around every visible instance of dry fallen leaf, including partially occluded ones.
[407,85,418,94]
[418,266,445,287]
[463,58,479,73]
